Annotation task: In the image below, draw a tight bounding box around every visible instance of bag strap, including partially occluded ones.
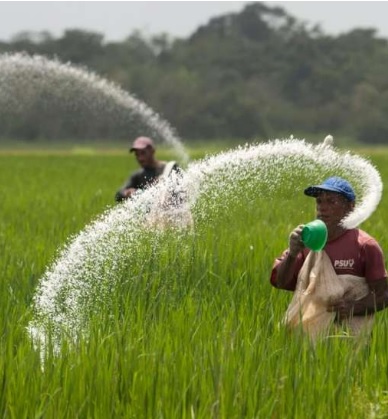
[161,161,176,180]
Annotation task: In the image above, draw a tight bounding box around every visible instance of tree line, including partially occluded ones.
[1,2,388,144]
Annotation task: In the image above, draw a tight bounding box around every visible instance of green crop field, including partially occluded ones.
[1,144,388,418]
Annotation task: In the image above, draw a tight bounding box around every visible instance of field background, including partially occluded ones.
[1,143,388,418]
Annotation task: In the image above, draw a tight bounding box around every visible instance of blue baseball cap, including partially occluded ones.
[304,176,356,202]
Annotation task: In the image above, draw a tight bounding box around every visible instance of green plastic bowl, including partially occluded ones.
[301,219,328,251]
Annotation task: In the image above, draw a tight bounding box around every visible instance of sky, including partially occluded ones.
[1,1,388,42]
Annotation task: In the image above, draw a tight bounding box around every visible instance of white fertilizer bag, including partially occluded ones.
[284,250,374,341]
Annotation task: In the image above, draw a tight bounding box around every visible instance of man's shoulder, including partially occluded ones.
[344,228,379,247]
[133,167,146,174]
[356,228,378,244]
[131,168,147,178]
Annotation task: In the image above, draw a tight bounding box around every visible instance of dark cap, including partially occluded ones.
[304,176,356,202]
[129,136,154,152]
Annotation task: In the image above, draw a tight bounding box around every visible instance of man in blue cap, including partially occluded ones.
[270,176,388,335]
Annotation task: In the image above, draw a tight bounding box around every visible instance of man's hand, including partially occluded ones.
[327,279,388,321]
[327,298,354,321]
[273,225,305,290]
[123,188,137,198]
[289,225,305,257]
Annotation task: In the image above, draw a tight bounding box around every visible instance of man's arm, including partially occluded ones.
[115,183,136,202]
[328,278,388,320]
[115,187,137,201]
[273,253,300,290]
[328,238,388,320]
[271,225,305,290]
[115,173,139,202]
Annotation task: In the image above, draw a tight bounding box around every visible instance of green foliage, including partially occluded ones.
[1,147,388,417]
[1,4,388,144]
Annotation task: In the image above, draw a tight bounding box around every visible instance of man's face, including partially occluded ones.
[133,147,154,168]
[315,191,354,230]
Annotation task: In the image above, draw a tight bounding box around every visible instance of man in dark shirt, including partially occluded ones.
[115,136,179,202]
